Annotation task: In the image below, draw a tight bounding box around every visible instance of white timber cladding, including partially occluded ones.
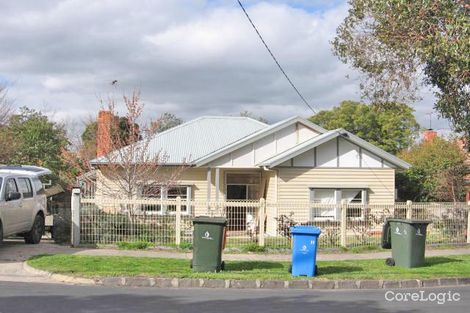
[362,149,383,168]
[282,137,391,169]
[277,168,395,204]
[316,139,337,167]
[338,137,360,167]
[209,122,320,167]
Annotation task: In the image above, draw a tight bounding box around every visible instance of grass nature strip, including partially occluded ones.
[27,254,470,281]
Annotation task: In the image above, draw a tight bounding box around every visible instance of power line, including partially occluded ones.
[236,0,317,114]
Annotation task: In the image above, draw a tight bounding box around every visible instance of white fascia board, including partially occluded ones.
[257,130,341,167]
[340,130,411,169]
[296,117,328,134]
[258,128,411,170]
[194,116,310,167]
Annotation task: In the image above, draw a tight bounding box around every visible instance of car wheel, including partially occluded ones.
[385,258,395,267]
[24,214,45,244]
[288,264,292,273]
[220,261,225,271]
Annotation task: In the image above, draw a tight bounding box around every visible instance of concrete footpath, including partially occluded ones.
[1,239,470,288]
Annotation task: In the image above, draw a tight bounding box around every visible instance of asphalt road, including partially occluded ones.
[0,282,468,313]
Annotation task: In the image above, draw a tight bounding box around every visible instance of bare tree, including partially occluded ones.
[97,90,187,200]
[0,85,15,163]
[65,90,188,232]
[0,85,13,126]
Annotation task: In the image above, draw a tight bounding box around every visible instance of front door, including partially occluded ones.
[226,185,248,231]
[225,173,260,231]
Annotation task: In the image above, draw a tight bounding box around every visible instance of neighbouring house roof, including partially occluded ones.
[91,116,268,165]
[194,116,326,166]
[257,129,411,170]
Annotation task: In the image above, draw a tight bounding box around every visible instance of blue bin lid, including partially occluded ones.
[290,225,321,235]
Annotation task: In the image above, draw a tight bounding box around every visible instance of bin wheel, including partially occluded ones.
[190,259,193,269]
[288,264,292,274]
[315,265,318,276]
[220,261,225,271]
[385,258,395,267]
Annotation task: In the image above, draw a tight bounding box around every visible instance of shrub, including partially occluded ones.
[117,241,153,250]
[242,243,267,253]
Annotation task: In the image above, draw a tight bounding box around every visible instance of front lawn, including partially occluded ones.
[27,254,470,281]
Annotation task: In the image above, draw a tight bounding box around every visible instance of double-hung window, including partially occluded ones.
[310,188,367,220]
[141,184,192,214]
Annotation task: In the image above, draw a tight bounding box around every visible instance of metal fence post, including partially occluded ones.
[175,196,182,246]
[406,200,413,219]
[71,187,81,247]
[258,198,266,247]
[467,201,470,244]
[340,199,347,247]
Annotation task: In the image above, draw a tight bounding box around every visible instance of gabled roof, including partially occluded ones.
[194,116,326,166]
[258,129,411,170]
[91,116,267,165]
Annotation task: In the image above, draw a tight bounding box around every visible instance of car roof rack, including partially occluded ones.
[0,165,52,176]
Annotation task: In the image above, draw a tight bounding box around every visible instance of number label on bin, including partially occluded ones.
[202,231,213,240]
[416,228,423,236]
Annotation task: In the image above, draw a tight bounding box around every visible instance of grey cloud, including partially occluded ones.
[0,0,449,136]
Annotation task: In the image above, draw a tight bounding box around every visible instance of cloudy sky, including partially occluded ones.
[0,0,450,134]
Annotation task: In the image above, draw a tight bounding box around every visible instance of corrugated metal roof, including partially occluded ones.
[91,116,267,165]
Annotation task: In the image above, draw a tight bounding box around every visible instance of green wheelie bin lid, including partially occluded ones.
[386,218,432,225]
[193,216,227,225]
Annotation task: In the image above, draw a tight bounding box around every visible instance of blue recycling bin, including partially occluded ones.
[290,226,321,277]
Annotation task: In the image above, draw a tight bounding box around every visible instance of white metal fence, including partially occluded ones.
[72,192,470,250]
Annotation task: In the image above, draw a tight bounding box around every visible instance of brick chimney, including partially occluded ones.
[423,129,437,143]
[96,110,113,158]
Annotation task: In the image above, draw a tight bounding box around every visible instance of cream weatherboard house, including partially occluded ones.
[91,114,410,236]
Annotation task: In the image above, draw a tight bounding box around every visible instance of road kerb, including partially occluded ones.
[22,261,470,290]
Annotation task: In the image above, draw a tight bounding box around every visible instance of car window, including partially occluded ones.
[17,178,34,198]
[32,177,45,195]
[5,178,18,195]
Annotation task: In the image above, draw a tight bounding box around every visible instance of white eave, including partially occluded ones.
[257,129,411,170]
[194,116,327,167]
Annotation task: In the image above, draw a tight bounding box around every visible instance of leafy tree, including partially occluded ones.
[333,0,470,144]
[309,101,419,154]
[397,137,468,201]
[151,113,183,133]
[6,107,69,185]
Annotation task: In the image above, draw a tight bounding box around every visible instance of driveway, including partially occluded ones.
[0,239,82,283]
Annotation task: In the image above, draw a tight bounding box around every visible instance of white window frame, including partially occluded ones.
[309,188,368,221]
[141,184,192,215]
[224,172,261,200]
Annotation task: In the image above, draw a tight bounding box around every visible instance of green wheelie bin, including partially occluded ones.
[382,218,432,268]
[191,216,227,272]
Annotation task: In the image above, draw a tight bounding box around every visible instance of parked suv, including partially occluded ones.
[0,165,51,244]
